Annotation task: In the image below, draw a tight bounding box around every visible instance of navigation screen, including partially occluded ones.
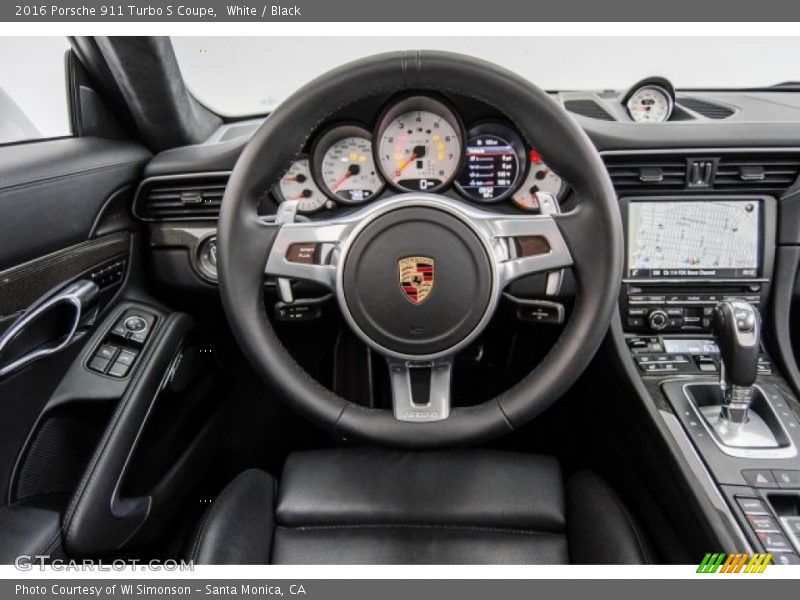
[627,200,760,279]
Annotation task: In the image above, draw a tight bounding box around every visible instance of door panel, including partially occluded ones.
[0,137,149,270]
[0,136,149,505]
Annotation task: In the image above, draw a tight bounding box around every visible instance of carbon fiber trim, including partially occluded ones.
[0,232,130,320]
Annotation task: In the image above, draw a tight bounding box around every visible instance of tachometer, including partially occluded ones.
[274,156,329,213]
[376,96,463,192]
[511,150,564,212]
[456,123,525,202]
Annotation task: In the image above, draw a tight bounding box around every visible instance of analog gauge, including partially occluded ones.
[274,156,329,213]
[626,85,673,123]
[511,149,564,212]
[313,125,384,204]
[376,96,463,192]
[456,123,525,202]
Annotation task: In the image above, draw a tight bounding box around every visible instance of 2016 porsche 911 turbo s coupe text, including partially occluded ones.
[2,37,800,565]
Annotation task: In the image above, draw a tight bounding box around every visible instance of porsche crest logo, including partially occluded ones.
[398,256,435,304]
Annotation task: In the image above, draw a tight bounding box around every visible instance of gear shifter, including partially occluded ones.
[712,300,760,424]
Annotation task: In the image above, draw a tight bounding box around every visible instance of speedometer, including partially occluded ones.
[274,156,328,213]
[626,84,673,123]
[376,96,463,192]
[313,125,384,204]
[456,123,525,202]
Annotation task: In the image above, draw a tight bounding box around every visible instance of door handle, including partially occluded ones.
[0,279,99,379]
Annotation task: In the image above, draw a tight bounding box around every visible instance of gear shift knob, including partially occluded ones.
[712,300,760,423]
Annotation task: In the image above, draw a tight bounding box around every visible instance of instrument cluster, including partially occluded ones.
[272,95,567,214]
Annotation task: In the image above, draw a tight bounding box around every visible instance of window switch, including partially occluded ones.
[115,350,138,366]
[96,344,119,360]
[108,360,131,378]
[89,356,110,373]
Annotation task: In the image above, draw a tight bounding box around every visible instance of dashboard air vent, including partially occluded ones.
[714,154,800,191]
[677,97,735,119]
[136,175,228,221]
[564,99,615,121]
[603,156,688,192]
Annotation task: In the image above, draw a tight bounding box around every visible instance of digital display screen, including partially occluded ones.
[456,134,520,201]
[627,200,760,279]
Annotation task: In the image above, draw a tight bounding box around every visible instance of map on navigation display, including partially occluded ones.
[627,200,760,278]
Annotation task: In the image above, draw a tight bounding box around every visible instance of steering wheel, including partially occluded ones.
[217,51,623,449]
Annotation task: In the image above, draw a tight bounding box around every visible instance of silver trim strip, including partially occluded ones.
[265,192,573,362]
[0,280,99,379]
[681,381,798,459]
[659,409,753,552]
[388,357,452,422]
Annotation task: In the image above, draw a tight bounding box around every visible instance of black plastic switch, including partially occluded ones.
[756,531,793,553]
[746,514,780,532]
[773,553,800,565]
[742,469,777,488]
[736,497,770,516]
[89,356,110,373]
[772,470,800,489]
[96,344,119,360]
[115,350,138,366]
[108,361,131,378]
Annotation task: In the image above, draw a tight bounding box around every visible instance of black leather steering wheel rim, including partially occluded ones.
[217,51,623,449]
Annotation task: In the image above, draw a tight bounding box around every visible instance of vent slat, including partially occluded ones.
[137,176,229,220]
[564,99,615,121]
[715,154,800,191]
[678,97,736,119]
[603,153,800,193]
[603,155,687,192]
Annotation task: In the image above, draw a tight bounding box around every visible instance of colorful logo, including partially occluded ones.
[697,552,772,573]
[398,256,435,304]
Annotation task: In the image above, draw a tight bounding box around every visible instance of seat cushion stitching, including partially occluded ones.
[276,523,564,536]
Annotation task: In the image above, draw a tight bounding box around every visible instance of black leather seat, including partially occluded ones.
[188,449,651,564]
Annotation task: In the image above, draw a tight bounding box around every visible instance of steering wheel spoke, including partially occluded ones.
[387,356,453,422]
[263,217,352,292]
[473,194,573,289]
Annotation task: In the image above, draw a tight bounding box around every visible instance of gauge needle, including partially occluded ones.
[396,145,427,176]
[332,167,355,191]
[396,153,417,174]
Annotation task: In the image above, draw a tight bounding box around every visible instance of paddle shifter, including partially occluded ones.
[712,300,761,424]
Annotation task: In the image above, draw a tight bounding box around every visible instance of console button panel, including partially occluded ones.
[626,336,773,377]
[735,494,800,559]
[623,284,763,334]
[87,310,155,378]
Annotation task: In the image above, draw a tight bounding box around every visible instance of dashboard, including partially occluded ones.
[134,78,800,307]
[268,94,567,216]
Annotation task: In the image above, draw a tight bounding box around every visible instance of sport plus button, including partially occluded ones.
[746,515,780,532]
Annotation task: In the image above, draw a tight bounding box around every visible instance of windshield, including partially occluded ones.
[172,36,800,117]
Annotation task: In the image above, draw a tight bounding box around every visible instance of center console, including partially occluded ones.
[619,195,800,564]
[621,196,773,334]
